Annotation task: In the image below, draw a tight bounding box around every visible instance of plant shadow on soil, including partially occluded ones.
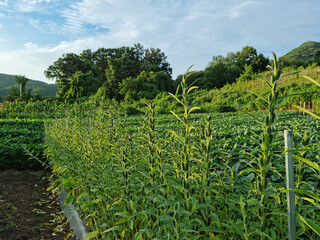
[0,169,75,240]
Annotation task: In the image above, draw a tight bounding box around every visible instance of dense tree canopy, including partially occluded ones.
[185,46,269,89]
[314,50,320,65]
[46,44,269,101]
[45,44,173,101]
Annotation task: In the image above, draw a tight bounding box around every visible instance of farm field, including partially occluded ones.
[45,108,320,239]
[1,59,320,239]
[0,118,75,239]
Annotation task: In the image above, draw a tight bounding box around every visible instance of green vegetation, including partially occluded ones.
[0,73,58,100]
[6,75,32,101]
[45,44,173,101]
[1,43,320,239]
[280,41,320,67]
[45,104,320,239]
[1,64,320,118]
[42,55,320,239]
[0,118,45,169]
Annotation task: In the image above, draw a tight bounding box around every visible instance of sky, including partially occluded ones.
[0,0,319,83]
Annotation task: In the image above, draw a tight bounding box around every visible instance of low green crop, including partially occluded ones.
[0,119,45,169]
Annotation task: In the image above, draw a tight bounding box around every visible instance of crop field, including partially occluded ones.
[44,108,320,239]
[1,57,320,239]
[44,62,320,239]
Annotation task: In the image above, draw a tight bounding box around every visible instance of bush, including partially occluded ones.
[210,103,237,113]
[122,105,143,115]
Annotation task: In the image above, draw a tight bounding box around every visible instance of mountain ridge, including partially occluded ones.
[0,73,58,100]
[280,41,320,62]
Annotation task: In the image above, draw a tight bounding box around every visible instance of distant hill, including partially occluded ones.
[280,41,320,62]
[0,73,58,100]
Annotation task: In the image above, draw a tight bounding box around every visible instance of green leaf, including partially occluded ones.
[302,75,320,87]
[291,154,320,172]
[63,179,74,188]
[280,71,299,78]
[175,85,180,96]
[293,105,320,120]
[288,189,320,202]
[64,195,74,205]
[170,111,184,124]
[169,92,184,106]
[187,86,198,94]
[188,106,201,114]
[239,168,255,175]
[84,231,100,239]
[297,213,320,236]
[249,91,268,105]
[135,229,154,240]
[103,226,124,233]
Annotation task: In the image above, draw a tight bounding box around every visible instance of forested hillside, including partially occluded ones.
[0,73,57,100]
[280,41,320,67]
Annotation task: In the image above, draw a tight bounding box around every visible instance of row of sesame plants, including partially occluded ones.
[45,54,320,239]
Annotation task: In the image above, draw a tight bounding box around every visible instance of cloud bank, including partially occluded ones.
[0,0,319,82]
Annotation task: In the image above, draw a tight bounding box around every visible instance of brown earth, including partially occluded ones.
[0,169,75,240]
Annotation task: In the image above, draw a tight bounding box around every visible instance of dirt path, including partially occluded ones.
[0,169,75,240]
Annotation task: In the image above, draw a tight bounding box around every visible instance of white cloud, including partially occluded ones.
[228,1,257,18]
[28,18,62,35]
[13,0,57,12]
[0,0,320,82]
[22,0,52,4]
[0,0,8,6]
[61,7,86,36]
[0,49,60,83]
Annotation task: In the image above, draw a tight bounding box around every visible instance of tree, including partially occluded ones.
[64,71,101,99]
[226,46,269,73]
[201,56,241,89]
[119,71,159,103]
[143,48,172,75]
[198,46,268,89]
[5,86,19,101]
[46,44,173,101]
[236,64,256,82]
[44,53,85,80]
[6,75,32,101]
[314,50,320,65]
[15,75,30,98]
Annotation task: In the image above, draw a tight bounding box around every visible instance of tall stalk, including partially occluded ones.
[256,52,281,238]
[169,66,200,199]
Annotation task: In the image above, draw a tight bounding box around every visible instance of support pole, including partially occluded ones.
[284,130,296,240]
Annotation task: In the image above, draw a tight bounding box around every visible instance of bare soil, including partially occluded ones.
[0,169,75,240]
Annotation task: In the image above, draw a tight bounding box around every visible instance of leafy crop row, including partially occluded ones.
[0,119,46,169]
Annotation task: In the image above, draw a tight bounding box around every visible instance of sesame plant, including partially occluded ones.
[289,75,320,238]
[44,57,320,239]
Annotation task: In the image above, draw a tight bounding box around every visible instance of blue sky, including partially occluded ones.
[0,0,319,83]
